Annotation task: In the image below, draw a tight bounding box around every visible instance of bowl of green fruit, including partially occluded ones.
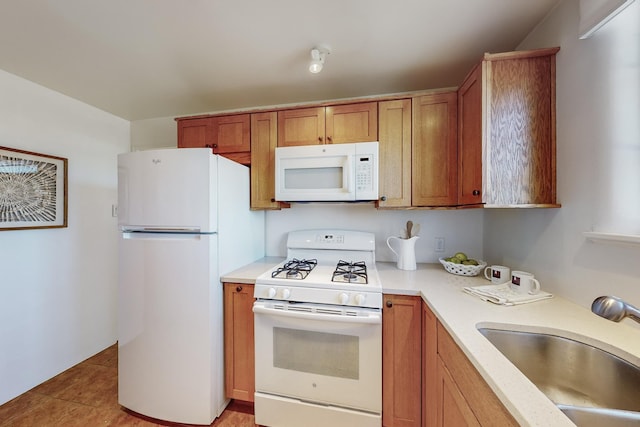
[439,252,486,276]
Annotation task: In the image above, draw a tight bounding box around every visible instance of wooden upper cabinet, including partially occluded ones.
[325,102,378,144]
[378,99,411,208]
[177,114,251,165]
[412,92,458,207]
[177,117,213,149]
[457,64,483,206]
[250,112,280,210]
[277,107,325,146]
[212,114,250,154]
[277,102,377,146]
[458,47,560,207]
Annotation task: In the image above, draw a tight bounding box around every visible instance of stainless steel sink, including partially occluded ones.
[478,327,640,426]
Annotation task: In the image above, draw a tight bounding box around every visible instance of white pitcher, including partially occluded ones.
[386,236,419,270]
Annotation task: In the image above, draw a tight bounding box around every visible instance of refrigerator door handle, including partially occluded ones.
[121,226,202,233]
[122,232,212,241]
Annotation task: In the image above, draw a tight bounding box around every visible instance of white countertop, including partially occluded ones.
[222,259,640,427]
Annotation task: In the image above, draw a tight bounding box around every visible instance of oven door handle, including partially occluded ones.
[252,305,381,325]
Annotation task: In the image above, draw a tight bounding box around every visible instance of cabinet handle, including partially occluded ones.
[473,190,480,196]
[270,198,276,203]
[213,144,218,149]
[318,137,323,143]
[380,196,387,202]
[236,285,243,292]
[386,300,393,308]
[327,136,332,143]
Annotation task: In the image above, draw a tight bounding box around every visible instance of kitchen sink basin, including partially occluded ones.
[478,327,640,426]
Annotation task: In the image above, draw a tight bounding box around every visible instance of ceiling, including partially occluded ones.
[0,0,561,121]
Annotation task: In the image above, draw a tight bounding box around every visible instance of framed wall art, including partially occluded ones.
[0,146,68,230]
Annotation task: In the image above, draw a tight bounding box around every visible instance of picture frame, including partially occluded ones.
[0,146,68,230]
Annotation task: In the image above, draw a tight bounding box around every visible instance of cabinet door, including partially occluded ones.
[457,65,483,206]
[177,117,214,148]
[412,92,458,207]
[178,115,251,165]
[484,54,557,205]
[326,102,378,144]
[250,112,280,210]
[223,283,255,402]
[277,107,325,146]
[212,114,251,153]
[436,358,481,427]
[382,295,422,427]
[423,302,438,427]
[378,99,411,208]
[437,323,518,426]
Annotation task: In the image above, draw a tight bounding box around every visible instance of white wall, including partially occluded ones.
[131,116,177,151]
[484,0,640,316]
[0,69,130,404]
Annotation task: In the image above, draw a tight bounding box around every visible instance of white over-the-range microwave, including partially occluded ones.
[275,141,379,202]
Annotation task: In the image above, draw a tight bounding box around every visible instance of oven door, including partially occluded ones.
[253,300,382,413]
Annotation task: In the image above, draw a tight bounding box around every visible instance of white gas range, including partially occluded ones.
[253,230,382,427]
[254,230,382,309]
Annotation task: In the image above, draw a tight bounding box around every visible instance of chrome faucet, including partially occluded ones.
[592,296,640,324]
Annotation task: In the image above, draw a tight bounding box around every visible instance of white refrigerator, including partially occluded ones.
[117,148,264,425]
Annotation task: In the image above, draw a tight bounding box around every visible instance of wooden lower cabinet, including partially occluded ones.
[433,319,518,427]
[382,294,422,426]
[422,301,437,427]
[437,358,481,427]
[223,283,255,402]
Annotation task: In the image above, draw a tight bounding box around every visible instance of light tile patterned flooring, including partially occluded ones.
[0,344,256,426]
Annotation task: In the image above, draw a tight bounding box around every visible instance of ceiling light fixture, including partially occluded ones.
[309,47,330,74]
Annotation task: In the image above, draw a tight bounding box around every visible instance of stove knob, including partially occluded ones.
[282,288,291,299]
[339,293,349,305]
[355,294,366,306]
[267,287,277,298]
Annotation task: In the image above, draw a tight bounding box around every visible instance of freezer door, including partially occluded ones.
[118,148,217,232]
[118,231,225,424]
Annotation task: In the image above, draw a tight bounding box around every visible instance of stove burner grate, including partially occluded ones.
[332,260,368,284]
[271,258,318,280]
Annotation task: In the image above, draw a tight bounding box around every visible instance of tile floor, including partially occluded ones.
[0,344,256,426]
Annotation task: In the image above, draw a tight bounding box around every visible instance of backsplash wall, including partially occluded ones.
[265,203,484,264]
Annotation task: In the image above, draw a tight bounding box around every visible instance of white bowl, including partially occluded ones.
[439,257,487,276]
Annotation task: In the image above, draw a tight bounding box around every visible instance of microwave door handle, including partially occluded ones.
[345,155,355,194]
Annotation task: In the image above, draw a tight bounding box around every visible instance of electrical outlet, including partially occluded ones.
[434,237,445,252]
